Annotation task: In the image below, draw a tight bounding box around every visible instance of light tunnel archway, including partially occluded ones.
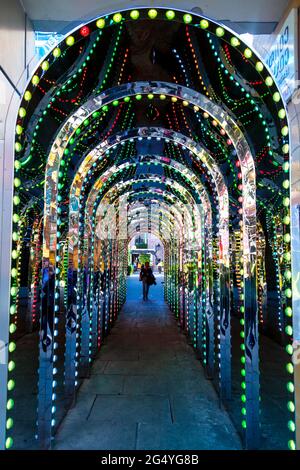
[3,5,295,452]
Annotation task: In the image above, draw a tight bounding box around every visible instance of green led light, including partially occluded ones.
[286,363,294,374]
[32,75,40,85]
[53,47,61,58]
[285,325,293,336]
[265,76,273,86]
[230,37,240,47]
[66,36,75,46]
[286,344,293,355]
[287,401,295,412]
[148,9,158,19]
[282,144,289,154]
[18,107,26,118]
[200,19,209,29]
[15,142,22,152]
[272,92,280,102]
[41,60,49,71]
[96,18,105,29]
[8,342,16,353]
[7,379,15,391]
[215,27,224,37]
[5,437,13,449]
[10,305,16,315]
[6,418,13,430]
[113,13,122,23]
[283,216,290,226]
[284,233,291,243]
[10,285,17,296]
[11,268,18,278]
[241,407,246,415]
[282,179,290,189]
[8,359,15,372]
[130,10,140,20]
[278,108,286,119]
[255,61,264,72]
[282,160,289,172]
[24,90,32,101]
[15,160,21,171]
[6,399,14,410]
[12,231,18,243]
[281,125,288,136]
[288,440,296,450]
[284,307,293,317]
[9,324,16,334]
[183,14,193,24]
[166,10,175,20]
[283,197,290,207]
[15,125,23,135]
[241,420,247,429]
[287,382,294,393]
[284,270,292,280]
[244,48,252,58]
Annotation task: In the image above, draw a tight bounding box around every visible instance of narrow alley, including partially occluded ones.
[54,275,241,450]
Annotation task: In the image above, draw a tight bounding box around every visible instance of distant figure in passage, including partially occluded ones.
[139,261,156,301]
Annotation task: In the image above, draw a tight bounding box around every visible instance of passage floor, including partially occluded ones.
[54,274,241,450]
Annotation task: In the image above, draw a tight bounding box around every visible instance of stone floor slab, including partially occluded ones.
[55,420,137,450]
[136,421,241,450]
[88,394,172,425]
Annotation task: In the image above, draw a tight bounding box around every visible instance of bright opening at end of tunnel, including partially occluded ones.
[0,3,299,456]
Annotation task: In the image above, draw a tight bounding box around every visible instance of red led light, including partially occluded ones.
[80,26,90,37]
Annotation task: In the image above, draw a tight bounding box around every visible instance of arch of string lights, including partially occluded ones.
[5,6,294,451]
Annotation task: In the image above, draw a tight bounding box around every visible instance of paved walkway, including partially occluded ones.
[55,274,241,450]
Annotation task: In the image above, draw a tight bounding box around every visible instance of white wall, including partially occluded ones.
[0,0,36,140]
